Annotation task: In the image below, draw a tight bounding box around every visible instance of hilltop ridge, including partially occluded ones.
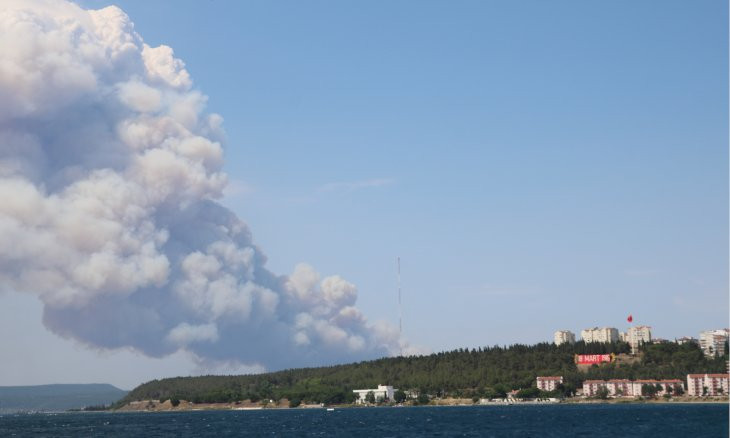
[0,384,127,413]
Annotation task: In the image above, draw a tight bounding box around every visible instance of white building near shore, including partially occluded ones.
[687,374,729,396]
[582,379,683,397]
[536,376,563,392]
[352,385,396,404]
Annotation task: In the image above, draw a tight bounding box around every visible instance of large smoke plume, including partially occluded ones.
[0,0,404,371]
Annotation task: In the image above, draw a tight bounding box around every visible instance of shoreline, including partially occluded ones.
[109,396,729,413]
[2,399,727,416]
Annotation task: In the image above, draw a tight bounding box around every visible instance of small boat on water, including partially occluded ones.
[326,408,335,411]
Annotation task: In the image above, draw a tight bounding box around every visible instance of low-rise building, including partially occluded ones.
[582,379,683,397]
[582,380,608,397]
[554,330,576,346]
[687,374,729,397]
[631,379,683,397]
[352,385,396,404]
[581,327,619,344]
[583,379,633,397]
[609,379,633,396]
[699,329,729,357]
[536,376,563,392]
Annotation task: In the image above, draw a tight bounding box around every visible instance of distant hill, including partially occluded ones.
[0,384,127,413]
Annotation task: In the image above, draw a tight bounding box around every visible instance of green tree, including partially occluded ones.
[515,387,540,399]
[492,384,508,399]
[416,393,430,405]
[169,397,180,407]
[365,391,376,404]
[482,388,499,400]
[561,383,576,397]
[642,384,658,398]
[289,398,301,408]
[596,387,610,400]
[393,390,407,403]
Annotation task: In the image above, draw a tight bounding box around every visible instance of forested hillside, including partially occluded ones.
[119,341,727,406]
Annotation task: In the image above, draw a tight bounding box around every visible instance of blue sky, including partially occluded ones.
[2,0,727,388]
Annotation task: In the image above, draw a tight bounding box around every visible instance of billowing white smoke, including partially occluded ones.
[0,0,404,371]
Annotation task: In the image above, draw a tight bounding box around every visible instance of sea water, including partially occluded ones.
[0,404,727,437]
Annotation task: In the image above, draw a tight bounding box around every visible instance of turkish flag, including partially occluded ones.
[627,314,633,323]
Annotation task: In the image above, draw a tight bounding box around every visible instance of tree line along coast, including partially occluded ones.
[112,340,728,410]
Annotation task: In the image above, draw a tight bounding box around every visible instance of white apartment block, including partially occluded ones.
[699,329,729,357]
[536,376,563,392]
[632,379,683,397]
[554,330,576,346]
[582,380,605,397]
[624,325,652,354]
[583,379,633,397]
[687,374,729,397]
[352,385,396,404]
[582,379,683,397]
[581,327,619,344]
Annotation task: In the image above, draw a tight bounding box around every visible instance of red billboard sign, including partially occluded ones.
[575,354,614,365]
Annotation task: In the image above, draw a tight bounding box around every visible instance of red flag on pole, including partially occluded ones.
[627,314,633,323]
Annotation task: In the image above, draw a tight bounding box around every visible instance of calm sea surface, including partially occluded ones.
[0,404,727,437]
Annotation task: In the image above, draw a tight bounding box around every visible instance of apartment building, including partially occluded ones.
[554,330,576,346]
[687,374,729,397]
[699,329,729,357]
[582,379,683,397]
[623,325,652,354]
[536,376,563,392]
[582,379,633,397]
[581,327,619,344]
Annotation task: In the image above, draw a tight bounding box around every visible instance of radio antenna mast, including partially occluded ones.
[398,256,402,356]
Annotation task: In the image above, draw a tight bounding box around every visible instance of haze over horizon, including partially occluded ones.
[0,0,727,390]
